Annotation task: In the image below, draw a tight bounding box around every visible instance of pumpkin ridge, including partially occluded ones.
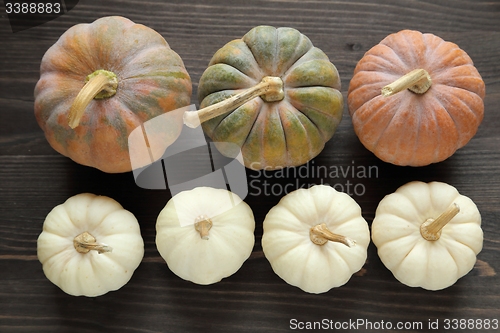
[432,92,461,156]
[282,108,319,162]
[274,102,291,167]
[265,214,302,237]
[285,102,322,163]
[400,30,425,68]
[95,211,138,237]
[212,94,262,144]
[434,80,485,102]
[356,51,407,77]
[298,247,319,289]
[248,103,268,167]
[283,59,340,89]
[327,238,355,272]
[371,43,412,75]
[51,25,96,76]
[279,100,312,164]
[280,45,317,78]
[272,27,280,75]
[356,96,399,151]
[157,226,192,260]
[88,20,168,74]
[285,89,339,137]
[398,97,428,165]
[347,72,398,113]
[259,102,288,167]
[198,66,257,102]
[423,244,435,287]
[269,239,305,266]
[236,100,268,167]
[91,255,128,291]
[45,102,76,145]
[110,91,151,124]
[375,214,420,240]
[422,41,450,75]
[209,40,265,80]
[422,32,446,59]
[373,96,416,159]
[441,233,478,256]
[389,236,421,269]
[279,192,318,230]
[119,76,191,119]
[276,28,313,76]
[439,237,476,277]
[431,63,484,86]
[424,39,473,75]
[40,206,75,238]
[242,26,278,76]
[200,90,240,138]
[113,42,170,74]
[122,69,190,81]
[39,61,84,80]
[206,224,250,259]
[42,250,70,287]
[408,98,423,165]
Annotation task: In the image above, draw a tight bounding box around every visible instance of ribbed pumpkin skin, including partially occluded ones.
[34,16,192,173]
[198,26,343,170]
[347,30,485,166]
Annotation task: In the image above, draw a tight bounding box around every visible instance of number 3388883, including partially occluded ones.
[5,2,61,14]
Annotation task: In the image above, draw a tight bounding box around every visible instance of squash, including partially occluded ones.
[184,25,343,170]
[261,185,370,293]
[37,193,144,297]
[34,16,192,173]
[347,30,485,166]
[156,187,255,285]
[371,181,483,290]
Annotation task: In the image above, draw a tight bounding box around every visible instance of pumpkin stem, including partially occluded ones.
[73,231,113,254]
[381,69,432,96]
[310,223,356,247]
[194,215,213,240]
[420,203,460,241]
[68,69,118,129]
[183,76,284,128]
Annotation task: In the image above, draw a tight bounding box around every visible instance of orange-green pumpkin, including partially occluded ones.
[347,30,485,166]
[196,26,343,170]
[34,16,192,173]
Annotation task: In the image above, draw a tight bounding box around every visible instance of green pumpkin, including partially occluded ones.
[197,26,343,170]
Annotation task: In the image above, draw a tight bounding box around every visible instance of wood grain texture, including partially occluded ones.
[1,0,499,332]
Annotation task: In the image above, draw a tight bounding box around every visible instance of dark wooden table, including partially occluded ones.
[1,0,499,332]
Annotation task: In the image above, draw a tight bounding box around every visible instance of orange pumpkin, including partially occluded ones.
[185,26,343,170]
[347,30,485,166]
[34,16,192,173]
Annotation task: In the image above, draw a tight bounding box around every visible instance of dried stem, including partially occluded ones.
[381,69,432,96]
[73,231,113,254]
[183,76,284,128]
[194,215,213,240]
[420,203,460,241]
[68,69,118,129]
[310,223,356,247]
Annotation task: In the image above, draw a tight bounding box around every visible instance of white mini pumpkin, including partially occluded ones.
[156,187,255,285]
[261,185,370,294]
[37,193,144,297]
[371,181,483,290]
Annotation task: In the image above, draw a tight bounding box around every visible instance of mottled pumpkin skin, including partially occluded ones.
[198,26,343,170]
[348,30,485,166]
[34,16,192,173]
